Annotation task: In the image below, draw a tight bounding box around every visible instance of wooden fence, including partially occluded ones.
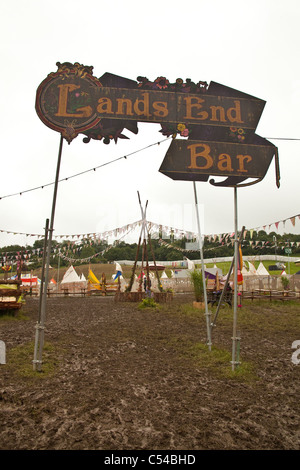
[21,275,300,302]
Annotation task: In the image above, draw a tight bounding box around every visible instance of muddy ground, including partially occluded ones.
[0,294,299,452]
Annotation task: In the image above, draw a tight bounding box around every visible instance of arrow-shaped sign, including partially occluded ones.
[35,62,279,187]
[159,136,279,188]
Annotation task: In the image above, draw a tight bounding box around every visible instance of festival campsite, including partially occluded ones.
[0,253,299,450]
[1,54,300,453]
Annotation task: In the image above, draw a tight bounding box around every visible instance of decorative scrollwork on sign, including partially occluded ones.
[35,63,279,188]
[55,62,94,78]
[137,76,208,94]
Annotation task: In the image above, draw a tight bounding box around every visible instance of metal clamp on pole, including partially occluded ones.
[231,335,241,368]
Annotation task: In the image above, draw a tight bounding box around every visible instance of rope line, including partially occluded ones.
[0,137,171,200]
[0,135,299,200]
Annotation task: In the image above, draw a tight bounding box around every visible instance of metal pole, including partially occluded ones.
[231,186,240,371]
[33,218,49,371]
[193,182,212,351]
[36,134,64,371]
[212,256,234,327]
[57,249,61,293]
[212,225,245,329]
[38,219,49,322]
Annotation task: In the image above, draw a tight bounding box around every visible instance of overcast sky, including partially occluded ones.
[0,0,299,248]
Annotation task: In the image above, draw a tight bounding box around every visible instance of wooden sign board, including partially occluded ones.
[36,62,265,143]
[35,62,279,186]
[159,138,277,185]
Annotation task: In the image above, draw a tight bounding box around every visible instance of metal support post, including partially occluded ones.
[193,182,212,351]
[212,225,245,329]
[231,186,240,370]
[33,134,64,371]
[33,218,49,371]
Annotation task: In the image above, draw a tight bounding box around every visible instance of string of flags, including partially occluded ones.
[57,244,114,264]
[0,220,198,244]
[0,214,299,263]
[0,213,299,243]
[159,238,300,254]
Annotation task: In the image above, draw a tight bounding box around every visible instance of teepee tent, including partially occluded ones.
[61,265,82,284]
[248,261,257,275]
[186,258,195,270]
[256,262,270,276]
[241,264,249,276]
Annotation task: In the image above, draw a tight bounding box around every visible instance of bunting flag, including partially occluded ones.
[0,213,300,263]
[0,213,300,243]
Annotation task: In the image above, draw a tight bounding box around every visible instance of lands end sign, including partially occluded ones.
[38,79,263,129]
[35,62,279,187]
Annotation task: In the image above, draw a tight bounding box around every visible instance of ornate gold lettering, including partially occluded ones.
[133,93,152,117]
[153,101,169,118]
[236,154,252,172]
[97,97,114,114]
[184,97,208,120]
[210,106,226,122]
[116,99,133,116]
[217,153,233,172]
[187,143,213,170]
[227,100,243,123]
[55,83,92,118]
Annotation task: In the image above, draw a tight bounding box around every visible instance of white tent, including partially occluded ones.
[248,262,257,275]
[256,262,270,276]
[241,264,249,276]
[61,265,82,284]
[173,269,190,278]
[161,271,168,279]
[186,258,195,270]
